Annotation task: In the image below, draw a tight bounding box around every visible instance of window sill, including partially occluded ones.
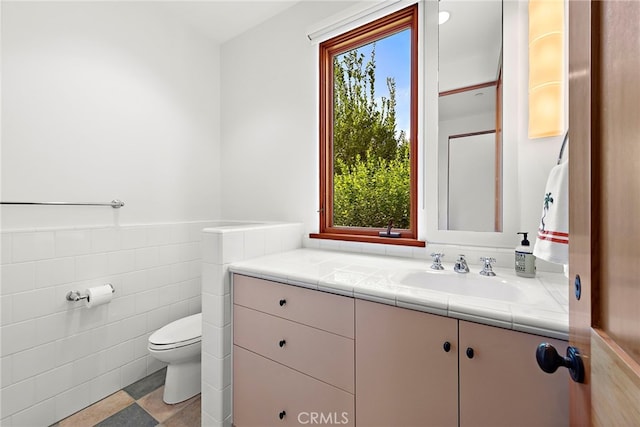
[309,233,426,247]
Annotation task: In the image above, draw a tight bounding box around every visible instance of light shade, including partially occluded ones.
[528,0,564,138]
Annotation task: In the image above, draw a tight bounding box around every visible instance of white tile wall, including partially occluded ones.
[0,221,213,426]
[302,236,564,273]
[201,222,303,427]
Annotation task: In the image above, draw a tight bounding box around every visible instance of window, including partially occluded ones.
[312,5,423,247]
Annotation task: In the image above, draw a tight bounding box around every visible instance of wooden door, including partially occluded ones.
[355,299,458,427]
[569,0,640,424]
[459,321,568,427]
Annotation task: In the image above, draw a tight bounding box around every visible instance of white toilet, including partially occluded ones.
[148,312,202,404]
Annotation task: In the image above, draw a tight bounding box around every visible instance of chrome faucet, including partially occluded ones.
[430,253,444,270]
[480,257,497,276]
[454,255,469,273]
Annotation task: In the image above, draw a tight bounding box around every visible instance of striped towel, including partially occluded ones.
[533,161,569,265]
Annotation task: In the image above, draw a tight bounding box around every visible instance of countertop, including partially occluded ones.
[229,248,569,340]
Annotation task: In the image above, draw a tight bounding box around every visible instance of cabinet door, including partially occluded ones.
[459,320,569,427]
[355,300,458,427]
[234,346,354,427]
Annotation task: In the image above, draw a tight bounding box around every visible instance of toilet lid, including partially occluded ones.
[149,313,202,345]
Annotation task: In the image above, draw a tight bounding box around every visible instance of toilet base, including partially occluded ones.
[163,358,201,404]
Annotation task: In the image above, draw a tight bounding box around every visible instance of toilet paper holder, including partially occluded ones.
[66,284,115,302]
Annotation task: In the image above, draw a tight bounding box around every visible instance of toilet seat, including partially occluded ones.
[149,313,202,349]
[148,336,201,351]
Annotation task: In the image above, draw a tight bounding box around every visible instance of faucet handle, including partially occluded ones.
[480,257,497,276]
[430,253,444,270]
[454,254,469,273]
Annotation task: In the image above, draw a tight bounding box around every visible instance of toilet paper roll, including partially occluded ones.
[85,284,113,308]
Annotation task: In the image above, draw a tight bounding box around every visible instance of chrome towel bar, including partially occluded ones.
[1,199,125,208]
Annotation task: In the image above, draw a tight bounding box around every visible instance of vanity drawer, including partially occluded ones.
[233,345,355,427]
[234,304,355,393]
[232,274,354,338]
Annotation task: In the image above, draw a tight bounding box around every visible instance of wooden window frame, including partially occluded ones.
[310,4,423,247]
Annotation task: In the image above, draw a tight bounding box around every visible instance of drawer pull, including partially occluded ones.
[466,347,475,359]
[279,298,287,306]
[443,341,451,352]
[279,339,287,348]
[279,410,286,420]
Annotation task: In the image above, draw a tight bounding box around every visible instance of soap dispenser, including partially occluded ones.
[515,232,536,278]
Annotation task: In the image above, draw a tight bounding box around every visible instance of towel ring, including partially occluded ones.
[557,130,569,165]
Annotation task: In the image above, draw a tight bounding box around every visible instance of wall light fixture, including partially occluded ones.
[528,0,564,138]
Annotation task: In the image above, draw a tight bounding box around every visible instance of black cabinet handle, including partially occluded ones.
[443,341,451,352]
[279,339,286,348]
[279,410,286,420]
[536,343,585,383]
[279,299,286,306]
[466,347,474,359]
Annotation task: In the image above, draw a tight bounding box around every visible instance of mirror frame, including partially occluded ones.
[424,0,519,248]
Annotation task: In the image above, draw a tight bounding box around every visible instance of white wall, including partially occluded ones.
[1,1,221,229]
[1,2,222,425]
[219,0,566,253]
[220,1,352,230]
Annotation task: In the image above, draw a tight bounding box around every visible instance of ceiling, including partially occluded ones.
[156,1,301,43]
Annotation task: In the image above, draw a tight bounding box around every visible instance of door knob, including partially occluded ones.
[279,410,286,420]
[279,339,286,348]
[279,299,287,306]
[443,341,451,352]
[536,343,585,383]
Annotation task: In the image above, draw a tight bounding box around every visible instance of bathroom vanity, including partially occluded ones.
[229,249,569,427]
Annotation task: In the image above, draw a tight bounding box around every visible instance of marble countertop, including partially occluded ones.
[229,248,569,340]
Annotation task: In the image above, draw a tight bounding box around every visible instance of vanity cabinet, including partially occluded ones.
[232,274,355,427]
[233,275,568,427]
[356,299,569,427]
[355,298,458,426]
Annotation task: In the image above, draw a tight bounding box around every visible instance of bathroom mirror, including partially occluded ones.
[437,0,503,232]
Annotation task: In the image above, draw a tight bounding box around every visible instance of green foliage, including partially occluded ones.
[334,143,410,229]
[333,47,402,167]
[332,43,410,229]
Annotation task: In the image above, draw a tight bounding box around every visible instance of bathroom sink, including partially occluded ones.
[392,269,529,303]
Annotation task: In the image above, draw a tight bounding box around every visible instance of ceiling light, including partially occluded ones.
[439,11,450,25]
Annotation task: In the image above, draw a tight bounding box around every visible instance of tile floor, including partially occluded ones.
[50,368,201,427]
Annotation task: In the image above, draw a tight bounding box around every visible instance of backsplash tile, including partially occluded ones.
[302,236,564,273]
[35,257,75,288]
[0,220,210,425]
[1,233,13,264]
[11,232,55,263]
[1,262,36,295]
[55,229,92,257]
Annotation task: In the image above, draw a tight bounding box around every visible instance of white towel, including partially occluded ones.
[533,161,569,264]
